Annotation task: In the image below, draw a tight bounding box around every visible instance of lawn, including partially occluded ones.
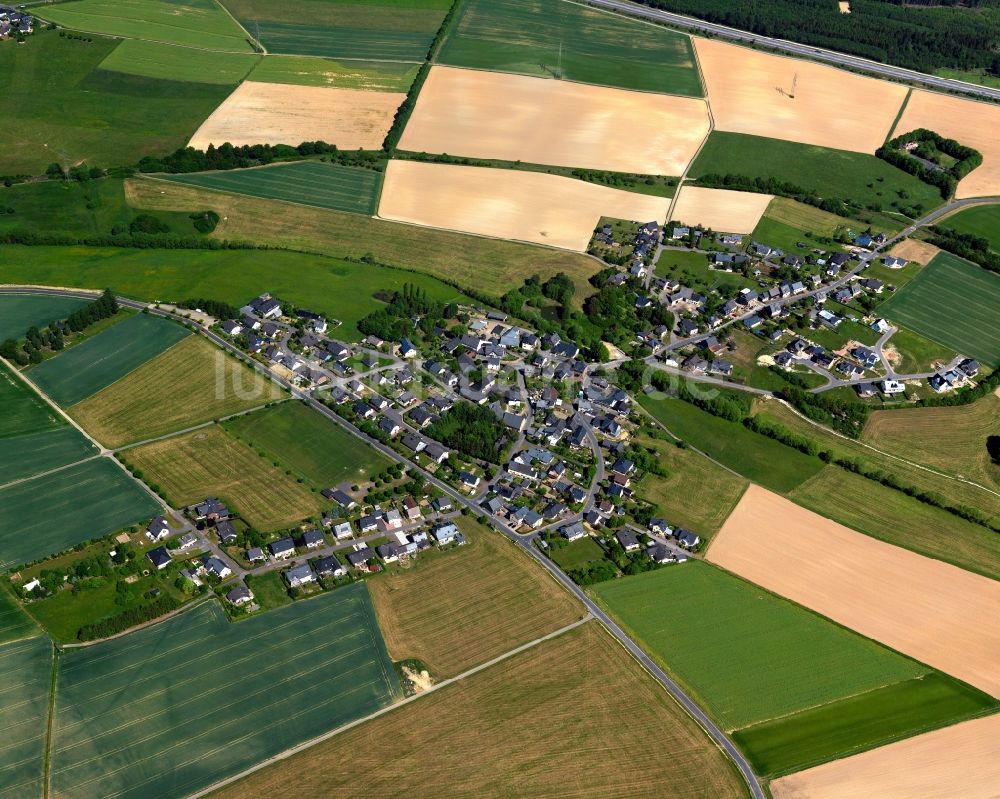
[639,395,824,493]
[244,570,292,611]
[880,252,1000,366]
[0,458,160,568]
[0,362,64,439]
[222,401,390,489]
[0,428,97,486]
[548,536,608,570]
[27,312,191,407]
[439,0,703,95]
[0,30,234,174]
[0,586,39,645]
[655,248,754,293]
[0,293,90,341]
[210,622,749,799]
[249,54,418,91]
[0,636,52,799]
[125,426,325,531]
[160,161,384,216]
[689,132,944,217]
[71,335,285,448]
[38,0,254,51]
[368,518,582,677]
[51,587,401,799]
[96,38,260,84]
[938,204,1000,253]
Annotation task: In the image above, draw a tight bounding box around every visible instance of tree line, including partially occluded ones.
[0,289,118,365]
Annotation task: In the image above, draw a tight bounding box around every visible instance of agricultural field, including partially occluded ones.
[50,587,401,799]
[368,519,581,677]
[70,335,284,448]
[880,252,1000,366]
[222,401,390,489]
[671,186,773,234]
[378,160,670,251]
[0,361,64,439]
[125,426,325,530]
[188,81,404,151]
[0,458,160,568]
[0,293,90,341]
[438,0,703,95]
[0,428,97,486]
[939,204,1000,252]
[887,237,941,265]
[694,37,908,153]
[399,66,709,175]
[249,55,418,91]
[38,0,254,51]
[210,621,749,799]
[751,197,853,254]
[708,484,1000,699]
[27,313,191,407]
[96,38,260,84]
[220,0,451,60]
[0,586,39,645]
[689,132,943,215]
[0,636,52,799]
[161,161,383,216]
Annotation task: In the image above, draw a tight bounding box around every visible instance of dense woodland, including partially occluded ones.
[633,0,1000,73]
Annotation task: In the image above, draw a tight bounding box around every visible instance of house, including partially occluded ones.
[378,416,401,438]
[347,546,375,568]
[854,382,877,398]
[561,522,586,541]
[675,529,700,549]
[854,233,874,249]
[300,529,325,549]
[381,509,403,531]
[880,379,906,395]
[332,521,353,540]
[959,358,980,378]
[226,584,254,606]
[647,545,675,564]
[284,563,316,588]
[431,496,452,513]
[358,514,379,533]
[147,547,171,570]
[194,497,228,521]
[201,555,232,580]
[323,489,356,510]
[851,346,879,369]
[220,320,242,337]
[269,537,296,559]
[146,516,171,542]
[174,532,197,551]
[431,522,463,545]
[459,472,481,491]
[649,518,671,536]
[246,546,266,563]
[215,519,238,546]
[882,256,907,268]
[871,318,892,334]
[314,555,346,579]
[403,496,422,521]
[377,542,405,563]
[399,338,417,359]
[616,529,640,552]
[424,442,450,464]
[860,278,884,293]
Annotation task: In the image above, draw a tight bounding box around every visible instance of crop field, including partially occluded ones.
[0,587,38,645]
[38,0,254,51]
[709,484,1000,699]
[887,238,941,265]
[27,313,191,407]
[369,519,581,677]
[438,0,702,95]
[695,37,908,153]
[939,204,1000,252]
[752,196,856,254]
[399,66,709,175]
[0,458,160,568]
[892,90,1000,199]
[125,426,324,530]
[0,293,90,341]
[0,636,52,799]
[70,335,284,448]
[189,80,404,151]
[880,252,1000,367]
[0,362,64,439]
[671,186,773,234]
[222,401,390,489]
[379,160,670,251]
[97,39,260,84]
[0,428,97,486]
[210,621,748,799]
[249,55,418,91]
[771,713,1000,799]
[161,161,383,216]
[689,132,943,214]
[50,587,401,799]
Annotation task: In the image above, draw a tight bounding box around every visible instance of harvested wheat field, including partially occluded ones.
[892,90,1000,199]
[398,66,710,174]
[188,81,404,150]
[672,185,773,233]
[708,484,1000,698]
[378,160,671,251]
[694,38,907,153]
[887,238,940,265]
[771,713,1000,799]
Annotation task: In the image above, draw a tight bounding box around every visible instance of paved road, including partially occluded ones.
[584,0,1000,102]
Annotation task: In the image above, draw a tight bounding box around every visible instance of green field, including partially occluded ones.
[887,323,959,373]
[0,362,64,439]
[0,428,97,486]
[27,313,191,407]
[0,587,39,645]
[39,0,254,51]
[939,205,1000,253]
[0,245,467,342]
[97,38,260,84]
[51,586,400,799]
[655,248,754,294]
[223,401,391,487]
[689,132,944,216]
[249,54,418,91]
[0,458,160,567]
[0,31,234,174]
[0,636,52,799]
[880,252,1000,366]
[439,0,702,95]
[549,536,608,570]
[0,293,90,341]
[161,161,384,216]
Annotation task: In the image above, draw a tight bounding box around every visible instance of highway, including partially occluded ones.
[584,0,1000,103]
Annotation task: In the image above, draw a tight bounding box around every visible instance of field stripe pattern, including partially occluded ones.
[0,636,52,799]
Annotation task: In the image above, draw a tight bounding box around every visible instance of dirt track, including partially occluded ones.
[671,186,773,233]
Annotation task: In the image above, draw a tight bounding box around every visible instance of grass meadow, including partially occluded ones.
[655,248,755,294]
[439,0,703,95]
[0,587,39,645]
[210,621,749,799]
[548,536,608,570]
[939,204,1000,252]
[51,588,400,799]
[880,252,1000,366]
[249,54,419,91]
[97,38,260,84]
[885,323,957,373]
[0,293,90,341]
[0,636,51,799]
[160,161,384,216]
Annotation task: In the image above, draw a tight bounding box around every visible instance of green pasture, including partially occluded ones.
[880,252,1000,366]
[27,313,190,407]
[0,293,90,341]
[938,205,1000,253]
[0,458,160,568]
[0,587,39,646]
[439,0,703,95]
[0,428,97,486]
[97,39,260,84]
[0,637,51,799]
[0,362,65,440]
[51,586,400,799]
[249,55,418,91]
[161,161,384,216]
